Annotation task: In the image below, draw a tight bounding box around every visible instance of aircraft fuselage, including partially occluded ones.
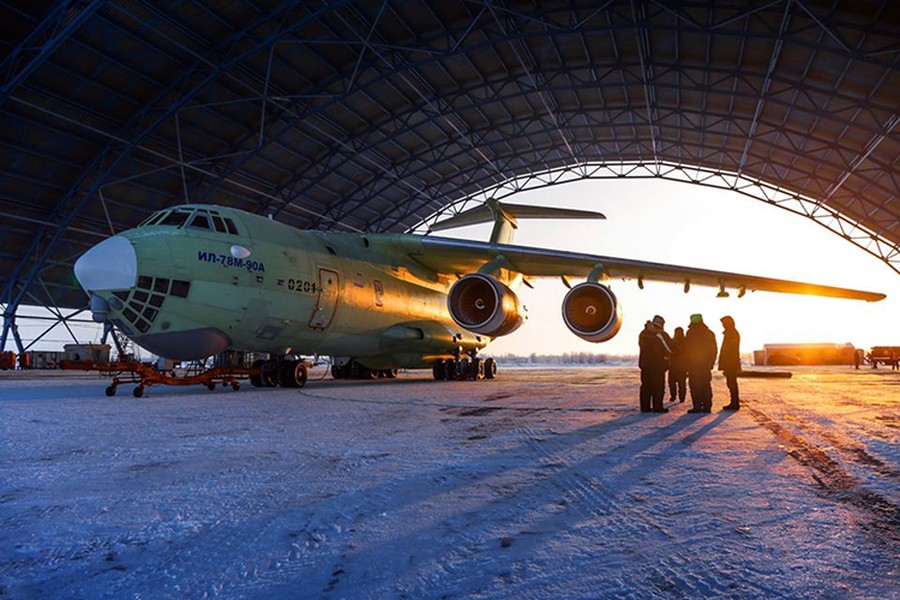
[75,205,488,367]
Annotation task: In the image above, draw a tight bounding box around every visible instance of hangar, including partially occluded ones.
[1,1,898,355]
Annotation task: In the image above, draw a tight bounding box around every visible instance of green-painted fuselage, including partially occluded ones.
[87,205,487,367]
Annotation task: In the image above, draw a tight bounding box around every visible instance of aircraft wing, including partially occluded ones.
[394,235,885,302]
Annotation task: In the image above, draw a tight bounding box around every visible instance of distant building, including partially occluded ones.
[754,343,857,366]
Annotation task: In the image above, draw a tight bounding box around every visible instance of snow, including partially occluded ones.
[1,367,897,599]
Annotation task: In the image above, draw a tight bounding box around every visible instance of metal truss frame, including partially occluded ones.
[413,161,900,274]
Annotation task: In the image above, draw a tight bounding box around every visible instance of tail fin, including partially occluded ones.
[429,198,606,244]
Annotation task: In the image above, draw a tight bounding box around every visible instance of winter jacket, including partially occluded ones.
[719,327,741,373]
[684,322,717,372]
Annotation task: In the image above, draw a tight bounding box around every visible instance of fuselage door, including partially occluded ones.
[309,268,340,330]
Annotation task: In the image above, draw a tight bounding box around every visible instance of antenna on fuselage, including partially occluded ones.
[429,198,606,244]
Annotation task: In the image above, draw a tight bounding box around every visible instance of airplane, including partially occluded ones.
[73,200,885,388]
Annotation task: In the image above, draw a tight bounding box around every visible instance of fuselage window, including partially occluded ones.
[224,219,238,235]
[187,213,211,230]
[160,210,190,227]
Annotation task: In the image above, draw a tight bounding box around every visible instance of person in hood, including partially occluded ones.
[684,313,717,413]
[668,327,687,403]
[639,315,672,413]
[719,316,742,410]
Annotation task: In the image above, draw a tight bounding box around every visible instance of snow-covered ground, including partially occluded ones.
[1,366,897,599]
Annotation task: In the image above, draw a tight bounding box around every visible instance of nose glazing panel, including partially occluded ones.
[74,236,138,291]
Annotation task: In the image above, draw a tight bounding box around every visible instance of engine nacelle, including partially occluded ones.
[562,282,623,343]
[447,273,524,337]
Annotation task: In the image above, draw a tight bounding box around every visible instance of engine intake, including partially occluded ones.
[448,273,524,337]
[562,282,623,343]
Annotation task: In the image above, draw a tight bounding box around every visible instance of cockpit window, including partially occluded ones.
[137,207,239,235]
[159,210,191,227]
[212,215,227,233]
[138,210,169,227]
[186,213,211,230]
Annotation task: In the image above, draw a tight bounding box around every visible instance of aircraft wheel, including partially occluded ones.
[470,357,484,381]
[280,360,308,388]
[459,358,470,380]
[432,359,446,380]
[484,357,497,379]
[250,359,266,387]
[133,386,144,398]
[231,381,240,391]
[331,363,344,379]
[105,385,117,397]
[261,361,278,387]
[384,368,398,379]
[293,363,308,388]
[445,360,458,381]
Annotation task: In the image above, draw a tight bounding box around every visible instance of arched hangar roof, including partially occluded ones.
[1,1,898,323]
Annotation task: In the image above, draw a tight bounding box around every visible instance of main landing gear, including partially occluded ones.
[249,358,308,388]
[330,358,398,380]
[432,354,497,381]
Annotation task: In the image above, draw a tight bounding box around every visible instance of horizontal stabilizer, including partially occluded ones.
[430,201,605,232]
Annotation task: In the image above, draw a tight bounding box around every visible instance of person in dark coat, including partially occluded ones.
[668,327,687,403]
[718,315,741,410]
[684,313,717,413]
[639,315,672,413]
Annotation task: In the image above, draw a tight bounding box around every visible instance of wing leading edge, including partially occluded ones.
[396,236,885,302]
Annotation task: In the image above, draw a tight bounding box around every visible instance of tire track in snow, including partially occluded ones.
[748,405,900,546]
[511,421,782,599]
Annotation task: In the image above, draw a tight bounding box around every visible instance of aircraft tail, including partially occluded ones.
[429,198,606,244]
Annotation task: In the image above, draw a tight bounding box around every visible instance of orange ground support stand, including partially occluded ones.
[59,359,261,397]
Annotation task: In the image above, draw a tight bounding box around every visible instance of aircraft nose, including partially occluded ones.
[74,235,138,291]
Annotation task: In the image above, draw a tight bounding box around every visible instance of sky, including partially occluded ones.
[436,178,900,358]
[12,178,900,359]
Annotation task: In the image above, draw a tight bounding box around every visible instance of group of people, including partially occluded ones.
[638,313,741,414]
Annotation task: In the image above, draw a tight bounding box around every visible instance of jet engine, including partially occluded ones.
[447,273,524,337]
[562,282,623,343]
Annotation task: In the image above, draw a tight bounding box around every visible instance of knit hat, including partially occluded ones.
[651,315,665,328]
[689,313,703,325]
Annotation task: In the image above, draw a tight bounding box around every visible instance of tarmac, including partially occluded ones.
[1,365,897,598]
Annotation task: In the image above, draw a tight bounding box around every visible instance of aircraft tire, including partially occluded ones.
[484,357,497,379]
[432,359,446,380]
[280,360,308,388]
[250,359,266,387]
[445,360,458,381]
[261,361,278,387]
[470,357,484,381]
[331,364,344,379]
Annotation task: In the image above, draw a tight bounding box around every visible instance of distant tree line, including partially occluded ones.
[489,352,636,365]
